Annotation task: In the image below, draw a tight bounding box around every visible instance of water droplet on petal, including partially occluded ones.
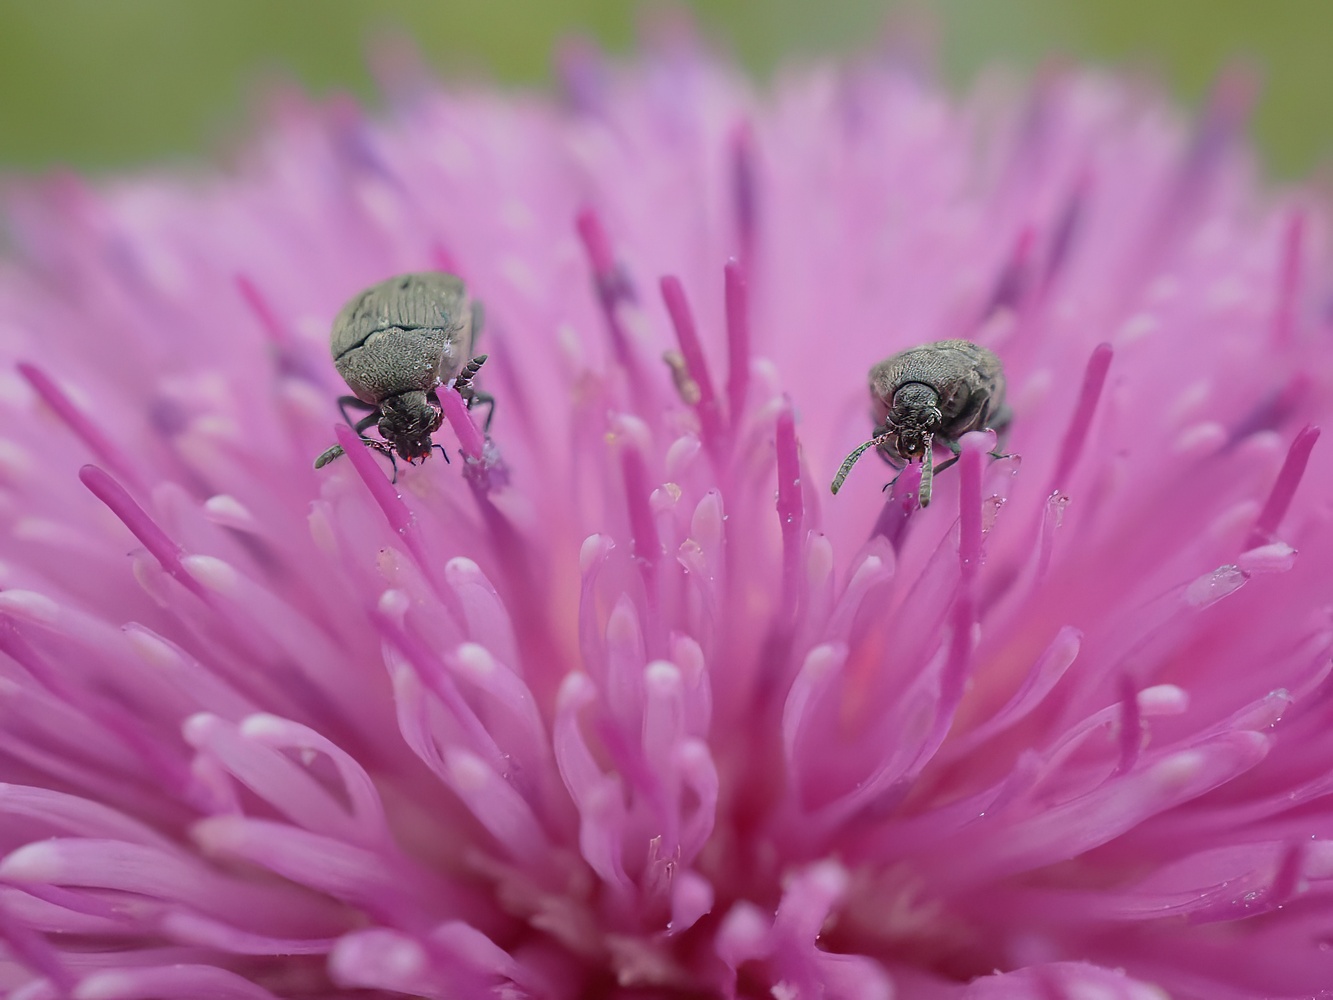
[982,495,1006,534]
[1184,564,1248,607]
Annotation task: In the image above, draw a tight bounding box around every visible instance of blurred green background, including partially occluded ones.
[1,0,1329,178]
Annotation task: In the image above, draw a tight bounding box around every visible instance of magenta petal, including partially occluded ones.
[669,869,714,934]
[813,952,894,1000]
[0,785,177,849]
[73,964,280,999]
[960,962,1167,999]
[158,911,338,955]
[183,713,389,847]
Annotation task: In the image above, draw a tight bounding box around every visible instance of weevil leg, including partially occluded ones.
[876,452,907,493]
[454,355,495,431]
[988,402,1014,438]
[930,448,1012,481]
[985,403,1015,459]
[465,389,497,432]
[930,444,1009,476]
[354,440,400,479]
[432,443,452,465]
[934,424,1013,475]
[318,398,382,470]
[930,436,964,477]
[337,395,378,433]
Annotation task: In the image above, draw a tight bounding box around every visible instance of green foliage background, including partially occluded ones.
[1,0,1329,178]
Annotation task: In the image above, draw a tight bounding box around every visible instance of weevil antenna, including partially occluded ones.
[454,354,488,392]
[918,434,936,508]
[831,432,893,494]
[314,444,347,469]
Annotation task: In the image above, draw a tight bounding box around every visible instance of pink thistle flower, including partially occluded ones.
[1,35,1331,1000]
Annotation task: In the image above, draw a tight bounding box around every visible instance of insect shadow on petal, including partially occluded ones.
[831,339,1012,507]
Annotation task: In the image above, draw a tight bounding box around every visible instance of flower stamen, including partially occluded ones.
[1047,341,1113,492]
[724,260,751,432]
[22,364,144,494]
[661,275,724,451]
[1246,423,1320,549]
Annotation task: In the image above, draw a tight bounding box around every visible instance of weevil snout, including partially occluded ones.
[886,384,942,458]
[890,423,935,463]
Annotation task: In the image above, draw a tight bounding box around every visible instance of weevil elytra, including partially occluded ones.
[314,272,492,473]
[831,339,1011,507]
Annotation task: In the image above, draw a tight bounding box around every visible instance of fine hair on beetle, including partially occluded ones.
[313,271,494,479]
[831,339,1012,507]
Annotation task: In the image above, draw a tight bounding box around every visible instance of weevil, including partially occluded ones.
[831,339,1011,507]
[313,272,492,474]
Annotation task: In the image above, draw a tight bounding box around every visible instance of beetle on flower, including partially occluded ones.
[830,338,1011,506]
[314,271,491,474]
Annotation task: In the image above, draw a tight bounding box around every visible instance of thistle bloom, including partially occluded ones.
[2,36,1332,1000]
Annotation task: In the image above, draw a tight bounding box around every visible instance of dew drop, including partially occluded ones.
[981,495,1006,534]
[1184,564,1248,607]
[1047,491,1070,526]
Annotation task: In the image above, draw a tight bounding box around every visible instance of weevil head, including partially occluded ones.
[379,390,444,464]
[884,382,943,462]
